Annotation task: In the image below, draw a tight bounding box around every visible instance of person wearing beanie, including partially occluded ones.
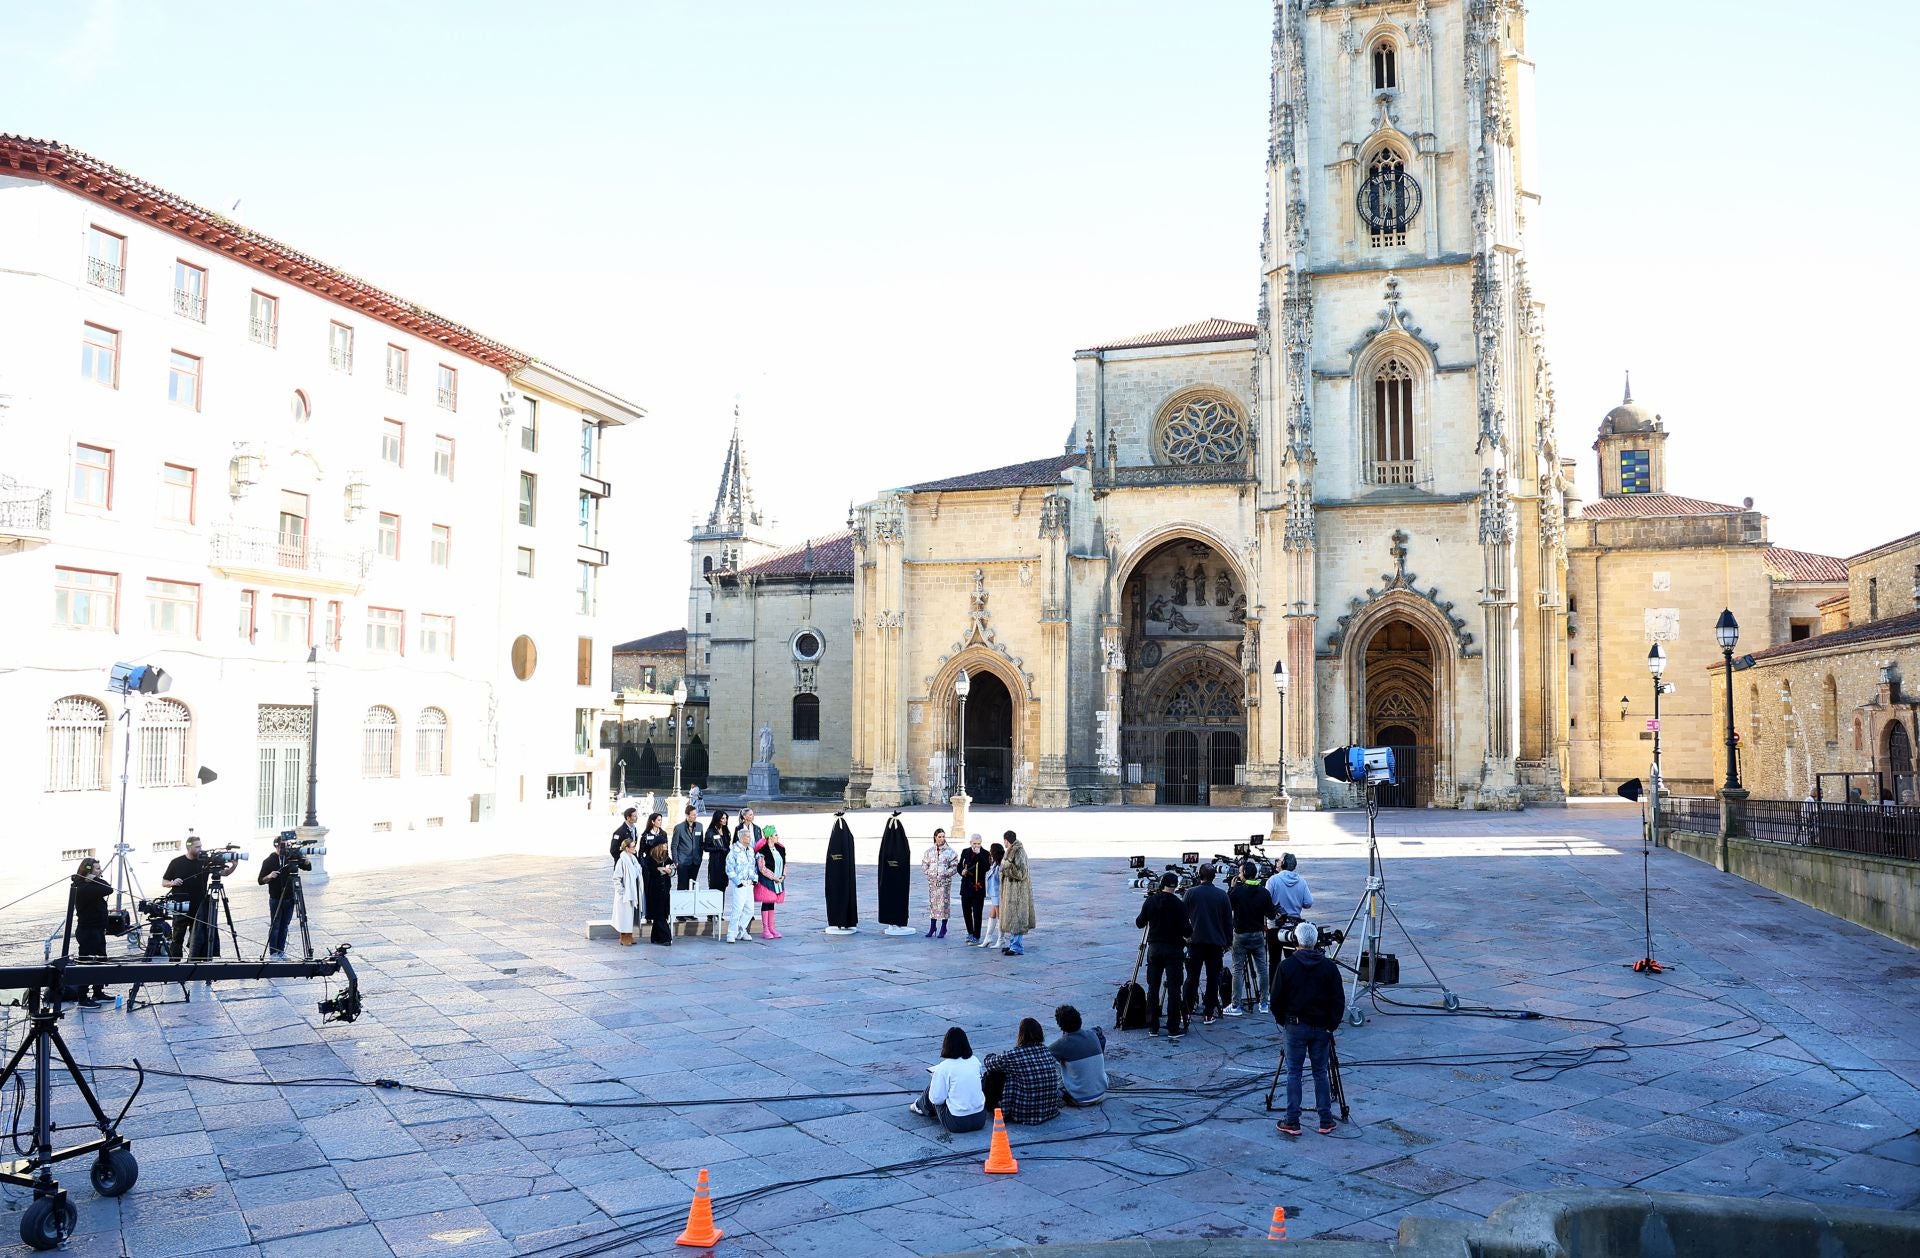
[753,824,787,939]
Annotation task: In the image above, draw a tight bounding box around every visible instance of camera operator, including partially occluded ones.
[1266,851,1314,987]
[1134,872,1188,1040]
[69,857,113,1007]
[1228,859,1273,1016]
[259,832,312,960]
[161,834,211,960]
[1271,922,1345,1137]
[1182,865,1232,1026]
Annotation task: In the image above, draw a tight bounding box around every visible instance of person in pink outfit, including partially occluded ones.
[755,824,787,938]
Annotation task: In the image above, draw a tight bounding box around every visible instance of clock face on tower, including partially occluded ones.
[1357,163,1423,235]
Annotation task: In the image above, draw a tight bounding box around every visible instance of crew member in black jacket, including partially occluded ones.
[1271,921,1346,1136]
[161,835,211,960]
[259,832,313,959]
[1134,873,1189,1039]
[69,857,113,1007]
[1182,865,1234,1025]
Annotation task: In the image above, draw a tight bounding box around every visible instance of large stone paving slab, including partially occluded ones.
[1,804,1917,1254]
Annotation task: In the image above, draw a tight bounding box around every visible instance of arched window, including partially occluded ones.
[140,697,191,787]
[415,706,449,776]
[1822,675,1839,743]
[362,705,398,778]
[1359,148,1419,248]
[47,697,108,792]
[1369,356,1417,485]
[791,693,820,742]
[1372,39,1397,91]
[702,555,713,575]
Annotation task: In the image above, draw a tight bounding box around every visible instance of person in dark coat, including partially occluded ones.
[956,834,990,945]
[1182,865,1233,1025]
[642,842,675,945]
[703,810,733,891]
[670,804,703,895]
[611,807,640,864]
[1271,922,1346,1135]
[877,812,913,934]
[69,858,112,1007]
[824,812,860,933]
[1134,873,1188,1039]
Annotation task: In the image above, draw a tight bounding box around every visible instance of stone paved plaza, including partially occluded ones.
[2,803,1917,1256]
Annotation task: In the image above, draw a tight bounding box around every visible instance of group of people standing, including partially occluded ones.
[610,804,788,945]
[913,828,1033,954]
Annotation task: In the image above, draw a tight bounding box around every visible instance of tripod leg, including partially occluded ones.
[1376,895,1459,1010]
[219,891,243,962]
[293,878,313,962]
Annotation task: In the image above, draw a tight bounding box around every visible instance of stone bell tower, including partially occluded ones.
[1255,0,1571,807]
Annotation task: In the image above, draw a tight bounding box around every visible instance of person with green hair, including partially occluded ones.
[754,823,787,939]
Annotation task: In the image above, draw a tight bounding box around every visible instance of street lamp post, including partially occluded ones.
[300,646,330,885]
[612,691,628,806]
[1270,659,1290,840]
[1715,609,1742,791]
[671,681,688,806]
[1648,643,1668,848]
[952,670,972,835]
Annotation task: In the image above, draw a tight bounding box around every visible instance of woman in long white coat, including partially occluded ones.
[612,836,642,945]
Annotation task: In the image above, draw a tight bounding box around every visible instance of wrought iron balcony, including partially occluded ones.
[329,346,353,373]
[173,289,206,322]
[385,367,408,393]
[85,257,123,293]
[0,476,53,555]
[209,525,370,593]
[249,317,278,348]
[1370,460,1418,487]
[437,386,457,411]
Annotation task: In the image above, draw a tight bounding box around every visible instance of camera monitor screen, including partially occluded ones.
[1181,851,1200,865]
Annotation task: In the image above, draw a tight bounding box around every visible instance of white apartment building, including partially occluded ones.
[0,135,644,875]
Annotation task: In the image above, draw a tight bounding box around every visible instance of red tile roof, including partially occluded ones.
[1763,547,1848,584]
[907,453,1083,493]
[1078,318,1257,353]
[1579,493,1747,520]
[1,134,533,372]
[1745,609,1920,664]
[615,629,687,653]
[738,530,856,579]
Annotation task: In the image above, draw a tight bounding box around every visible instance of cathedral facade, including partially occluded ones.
[844,1,1572,810]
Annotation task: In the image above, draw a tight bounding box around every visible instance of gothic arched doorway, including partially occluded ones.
[1116,535,1250,806]
[961,670,1014,804]
[1361,618,1436,807]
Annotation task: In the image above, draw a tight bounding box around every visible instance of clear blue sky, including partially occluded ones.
[6,1,1915,636]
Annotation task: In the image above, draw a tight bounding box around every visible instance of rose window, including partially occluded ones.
[1156,393,1247,465]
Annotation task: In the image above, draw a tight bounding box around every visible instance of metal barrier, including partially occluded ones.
[1657,795,1720,835]
[1724,798,1920,862]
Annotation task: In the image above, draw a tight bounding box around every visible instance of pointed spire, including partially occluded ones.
[707,404,763,534]
[1622,371,1633,405]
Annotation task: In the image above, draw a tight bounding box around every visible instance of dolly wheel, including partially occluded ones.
[1347,1006,1365,1027]
[1442,992,1461,1012]
[20,1196,77,1251]
[92,1147,139,1197]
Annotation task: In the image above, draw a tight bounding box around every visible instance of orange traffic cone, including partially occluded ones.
[983,1108,1019,1174]
[1267,1206,1287,1240]
[675,1167,725,1248]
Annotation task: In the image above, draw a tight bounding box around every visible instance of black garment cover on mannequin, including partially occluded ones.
[877,813,912,927]
[824,813,859,928]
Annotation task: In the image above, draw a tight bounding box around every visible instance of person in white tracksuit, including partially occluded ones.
[725,827,758,942]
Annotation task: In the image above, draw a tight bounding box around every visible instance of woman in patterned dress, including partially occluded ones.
[921,828,960,939]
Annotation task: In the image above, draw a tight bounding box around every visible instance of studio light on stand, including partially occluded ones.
[103,664,171,947]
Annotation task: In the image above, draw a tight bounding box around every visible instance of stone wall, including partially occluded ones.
[1664,826,1920,949]
[1847,531,1920,625]
[707,577,854,795]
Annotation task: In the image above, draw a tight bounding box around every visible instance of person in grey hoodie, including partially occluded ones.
[1266,852,1314,992]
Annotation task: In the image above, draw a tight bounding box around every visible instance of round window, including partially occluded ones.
[511,635,537,680]
[793,631,822,662]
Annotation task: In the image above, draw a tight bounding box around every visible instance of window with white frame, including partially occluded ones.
[580,420,600,476]
[167,350,201,410]
[47,696,109,792]
[249,291,279,347]
[578,490,598,546]
[430,524,451,567]
[516,547,535,578]
[577,561,596,615]
[381,419,404,467]
[419,613,453,658]
[385,344,408,392]
[521,396,539,451]
[433,435,454,480]
[54,567,117,630]
[575,708,594,756]
[173,260,207,322]
[147,579,200,638]
[81,324,118,388]
[377,512,400,559]
[366,606,403,654]
[85,226,124,293]
[72,444,113,508]
[238,589,257,642]
[323,600,343,651]
[160,463,196,523]
[415,706,449,776]
[518,472,536,526]
[436,364,457,410]
[140,697,192,786]
[270,594,311,647]
[1368,356,1417,485]
[361,705,398,778]
[329,322,354,373]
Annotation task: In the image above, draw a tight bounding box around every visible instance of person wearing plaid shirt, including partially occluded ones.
[981,1018,1062,1125]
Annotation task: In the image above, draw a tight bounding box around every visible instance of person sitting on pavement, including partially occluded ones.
[1271,922,1346,1137]
[909,1026,988,1133]
[981,1017,1062,1125]
[1048,1004,1108,1106]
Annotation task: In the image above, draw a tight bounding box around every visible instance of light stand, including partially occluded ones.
[102,663,170,950]
[1328,782,1459,1024]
